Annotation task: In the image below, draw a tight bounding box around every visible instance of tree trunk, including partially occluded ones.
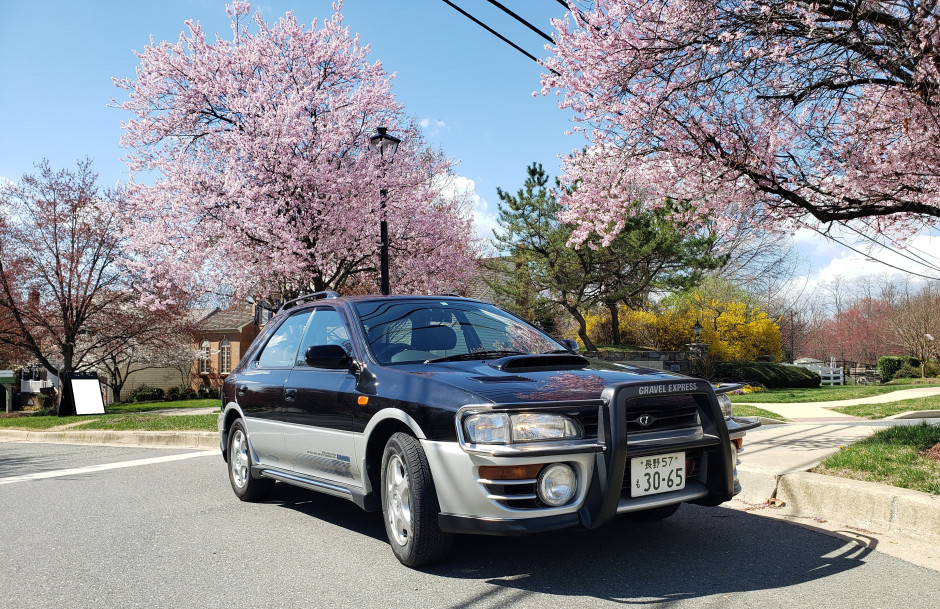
[566,305,596,351]
[608,302,621,346]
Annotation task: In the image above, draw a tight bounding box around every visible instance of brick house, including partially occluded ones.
[192,304,263,390]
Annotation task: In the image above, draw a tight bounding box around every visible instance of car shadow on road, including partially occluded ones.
[262,482,878,604]
[262,481,388,542]
[428,504,875,604]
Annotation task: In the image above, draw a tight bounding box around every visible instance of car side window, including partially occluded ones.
[256,311,312,368]
[296,308,350,366]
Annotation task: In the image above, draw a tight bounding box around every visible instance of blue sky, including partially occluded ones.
[2,0,938,284]
[0,0,576,242]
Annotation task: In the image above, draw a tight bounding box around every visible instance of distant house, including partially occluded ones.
[191,304,263,390]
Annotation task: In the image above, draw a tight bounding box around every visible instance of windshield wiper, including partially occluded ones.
[425,350,524,364]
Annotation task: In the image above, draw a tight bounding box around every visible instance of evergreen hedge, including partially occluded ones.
[877,356,921,382]
[714,361,821,388]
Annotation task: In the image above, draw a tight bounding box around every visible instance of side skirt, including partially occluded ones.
[253,465,380,512]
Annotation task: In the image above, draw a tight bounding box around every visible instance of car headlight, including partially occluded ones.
[716,393,732,420]
[463,412,583,444]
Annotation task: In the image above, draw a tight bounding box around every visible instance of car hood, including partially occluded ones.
[390,354,689,404]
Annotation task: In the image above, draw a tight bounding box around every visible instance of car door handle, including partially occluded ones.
[237,385,247,396]
[284,388,297,401]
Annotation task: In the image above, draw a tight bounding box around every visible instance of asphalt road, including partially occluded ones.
[1,442,938,609]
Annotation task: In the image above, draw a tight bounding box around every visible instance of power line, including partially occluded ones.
[485,0,554,43]
[441,0,560,75]
[811,225,940,281]
[839,220,940,275]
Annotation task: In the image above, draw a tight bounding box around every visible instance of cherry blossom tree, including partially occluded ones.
[544,1,940,244]
[0,160,127,378]
[113,2,476,305]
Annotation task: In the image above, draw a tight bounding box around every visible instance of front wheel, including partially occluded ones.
[381,432,453,567]
[227,419,274,501]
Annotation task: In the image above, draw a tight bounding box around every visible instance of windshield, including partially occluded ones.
[354,299,565,365]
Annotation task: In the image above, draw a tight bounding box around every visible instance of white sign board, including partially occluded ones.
[71,378,106,415]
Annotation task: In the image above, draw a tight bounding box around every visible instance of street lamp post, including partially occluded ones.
[687,320,708,374]
[369,126,401,296]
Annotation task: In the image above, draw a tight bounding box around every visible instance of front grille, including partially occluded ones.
[625,394,700,433]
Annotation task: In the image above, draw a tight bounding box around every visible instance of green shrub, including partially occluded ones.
[894,361,921,379]
[878,356,921,381]
[131,385,165,402]
[166,386,181,400]
[714,361,821,388]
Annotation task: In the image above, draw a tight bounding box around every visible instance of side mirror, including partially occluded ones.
[559,339,579,352]
[304,344,351,369]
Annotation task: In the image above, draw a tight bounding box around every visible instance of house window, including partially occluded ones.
[220,339,231,374]
[200,340,210,374]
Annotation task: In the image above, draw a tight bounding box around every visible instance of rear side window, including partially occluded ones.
[257,311,311,367]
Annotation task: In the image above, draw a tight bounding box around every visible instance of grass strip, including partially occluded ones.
[832,395,940,419]
[0,415,89,429]
[105,398,219,414]
[732,404,788,421]
[73,414,218,432]
[814,423,940,494]
[728,382,939,404]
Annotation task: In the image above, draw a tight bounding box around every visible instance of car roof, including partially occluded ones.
[275,293,485,316]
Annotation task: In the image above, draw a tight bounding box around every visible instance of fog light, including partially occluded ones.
[537,463,577,507]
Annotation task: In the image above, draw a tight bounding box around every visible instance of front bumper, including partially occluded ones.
[427,379,758,535]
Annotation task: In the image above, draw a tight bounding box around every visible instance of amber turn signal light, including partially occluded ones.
[478,464,544,480]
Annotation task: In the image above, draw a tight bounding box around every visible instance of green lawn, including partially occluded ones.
[75,414,218,431]
[0,415,88,429]
[0,398,219,431]
[728,381,940,403]
[105,398,219,414]
[732,404,788,421]
[814,423,940,494]
[831,395,940,420]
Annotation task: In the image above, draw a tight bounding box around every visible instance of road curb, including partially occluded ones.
[886,410,940,420]
[776,471,940,544]
[0,429,218,450]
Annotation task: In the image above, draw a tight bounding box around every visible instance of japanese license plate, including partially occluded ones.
[630,452,685,497]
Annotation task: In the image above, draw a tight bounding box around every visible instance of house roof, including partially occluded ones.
[198,305,255,332]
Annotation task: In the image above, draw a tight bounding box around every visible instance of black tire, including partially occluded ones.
[624,502,681,522]
[380,432,453,567]
[227,419,274,501]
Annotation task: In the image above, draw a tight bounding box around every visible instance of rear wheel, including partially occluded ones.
[381,432,453,567]
[227,419,274,501]
[624,502,681,522]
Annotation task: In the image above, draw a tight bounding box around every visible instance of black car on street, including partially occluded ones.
[219,292,759,567]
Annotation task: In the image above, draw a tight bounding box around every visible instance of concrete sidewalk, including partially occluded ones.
[731,418,940,570]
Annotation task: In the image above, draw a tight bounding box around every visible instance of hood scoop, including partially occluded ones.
[469,375,536,383]
[489,353,590,373]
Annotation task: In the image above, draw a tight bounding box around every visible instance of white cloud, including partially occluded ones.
[435,174,499,249]
[796,225,940,286]
[418,118,446,137]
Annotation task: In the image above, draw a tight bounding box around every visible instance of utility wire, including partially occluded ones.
[441,0,560,75]
[485,0,554,42]
[839,220,940,275]
[810,226,940,281]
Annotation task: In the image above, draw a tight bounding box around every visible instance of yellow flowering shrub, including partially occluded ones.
[597,295,782,363]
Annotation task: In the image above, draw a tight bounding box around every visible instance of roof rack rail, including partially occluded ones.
[276,291,340,313]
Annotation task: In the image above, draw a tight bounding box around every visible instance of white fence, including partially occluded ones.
[800,364,844,386]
